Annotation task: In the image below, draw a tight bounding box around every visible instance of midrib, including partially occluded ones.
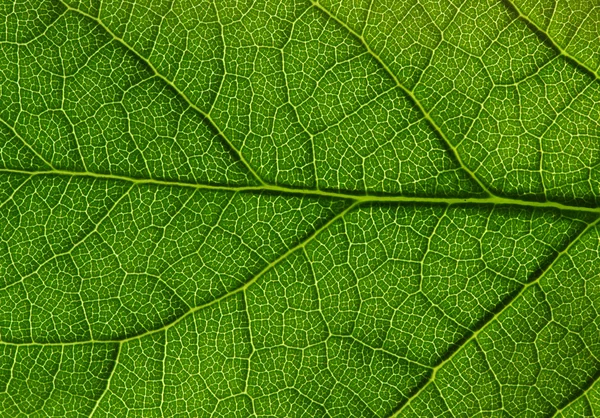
[1,167,599,215]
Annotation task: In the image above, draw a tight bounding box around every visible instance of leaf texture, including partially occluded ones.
[0,0,599,416]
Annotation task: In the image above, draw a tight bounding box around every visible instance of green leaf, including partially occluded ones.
[0,0,599,416]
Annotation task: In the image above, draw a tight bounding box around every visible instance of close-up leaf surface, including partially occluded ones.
[0,0,600,416]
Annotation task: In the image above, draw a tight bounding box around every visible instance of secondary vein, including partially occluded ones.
[502,0,600,83]
[387,215,600,417]
[311,0,495,198]
[57,0,266,186]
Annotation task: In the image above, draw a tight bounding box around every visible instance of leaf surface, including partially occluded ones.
[0,0,599,416]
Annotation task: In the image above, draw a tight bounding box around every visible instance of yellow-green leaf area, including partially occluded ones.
[0,0,599,417]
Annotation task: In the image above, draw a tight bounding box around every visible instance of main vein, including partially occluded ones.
[1,167,599,214]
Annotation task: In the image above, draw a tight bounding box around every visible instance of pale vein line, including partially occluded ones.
[502,0,600,82]
[57,0,266,186]
[311,0,494,198]
[341,334,432,370]
[2,5,599,414]
[388,216,600,417]
[550,373,600,417]
[0,117,55,169]
[117,200,359,345]
[0,184,134,295]
[0,168,598,214]
[88,343,121,417]
[0,200,359,348]
[159,330,167,414]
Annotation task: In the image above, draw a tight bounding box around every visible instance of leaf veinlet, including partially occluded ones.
[0,0,599,416]
[390,216,600,417]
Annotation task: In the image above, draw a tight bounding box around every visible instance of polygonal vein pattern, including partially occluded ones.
[0,0,599,417]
